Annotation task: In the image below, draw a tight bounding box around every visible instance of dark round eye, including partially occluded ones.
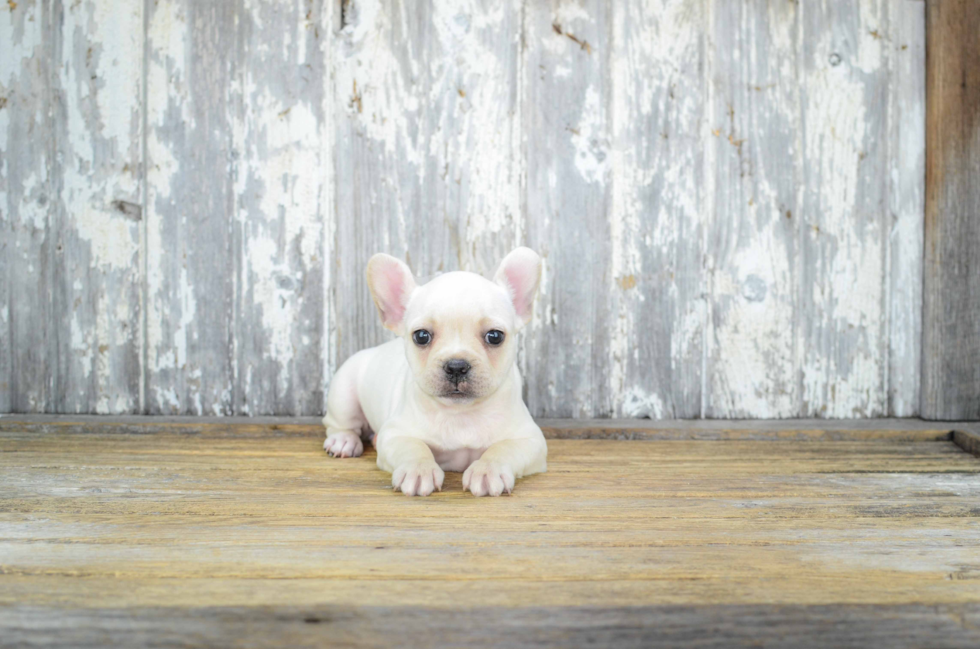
[485,330,505,346]
[412,330,432,346]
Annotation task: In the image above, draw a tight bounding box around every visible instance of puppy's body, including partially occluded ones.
[323,253,547,497]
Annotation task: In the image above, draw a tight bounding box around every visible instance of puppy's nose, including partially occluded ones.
[443,359,471,382]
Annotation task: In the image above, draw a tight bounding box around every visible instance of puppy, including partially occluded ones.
[322,247,548,497]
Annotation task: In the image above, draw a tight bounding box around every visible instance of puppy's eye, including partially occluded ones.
[484,330,505,346]
[412,330,432,346]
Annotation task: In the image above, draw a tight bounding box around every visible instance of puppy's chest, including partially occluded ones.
[420,415,495,471]
[429,445,486,472]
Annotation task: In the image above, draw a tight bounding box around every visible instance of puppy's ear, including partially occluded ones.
[367,254,417,333]
[494,247,542,326]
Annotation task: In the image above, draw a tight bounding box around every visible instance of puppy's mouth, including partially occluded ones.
[440,381,474,399]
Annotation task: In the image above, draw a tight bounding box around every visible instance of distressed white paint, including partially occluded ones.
[800,0,891,418]
[886,0,924,417]
[704,0,799,418]
[2,0,50,413]
[1,0,926,418]
[608,0,704,419]
[232,0,330,416]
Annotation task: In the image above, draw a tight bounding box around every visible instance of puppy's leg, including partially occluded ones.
[322,353,369,458]
[375,430,445,497]
[464,436,547,497]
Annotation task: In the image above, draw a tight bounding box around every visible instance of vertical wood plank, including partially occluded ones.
[799,0,889,418]
[233,1,330,415]
[703,0,799,418]
[607,0,703,418]
[523,0,612,417]
[1,0,51,412]
[922,0,980,420]
[886,0,924,417]
[50,0,143,413]
[145,0,238,414]
[332,0,523,365]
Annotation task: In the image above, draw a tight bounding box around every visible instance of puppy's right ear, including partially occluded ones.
[367,253,417,333]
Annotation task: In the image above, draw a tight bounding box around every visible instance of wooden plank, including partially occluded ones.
[953,426,980,458]
[332,0,523,365]
[1,0,53,412]
[49,0,143,413]
[144,0,238,414]
[0,415,966,442]
[886,0,925,417]
[0,430,978,633]
[605,0,704,418]
[2,604,980,649]
[523,0,613,417]
[922,0,980,420]
[232,0,330,415]
[703,0,799,417]
[799,0,891,417]
[537,417,957,442]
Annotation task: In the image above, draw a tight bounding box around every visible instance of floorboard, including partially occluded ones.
[1,422,979,647]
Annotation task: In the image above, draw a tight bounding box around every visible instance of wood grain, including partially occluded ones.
[523,0,613,417]
[799,0,890,417]
[887,0,925,417]
[704,0,798,418]
[0,424,979,646]
[144,0,331,416]
[922,0,980,420]
[606,0,704,418]
[232,0,330,415]
[1,0,51,413]
[3,604,980,649]
[0,414,966,441]
[144,0,239,414]
[50,0,144,414]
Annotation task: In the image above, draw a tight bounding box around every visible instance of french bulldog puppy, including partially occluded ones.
[322,247,548,497]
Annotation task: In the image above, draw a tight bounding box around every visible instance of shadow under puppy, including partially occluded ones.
[322,248,548,497]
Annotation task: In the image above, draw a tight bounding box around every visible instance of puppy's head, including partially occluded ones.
[366,248,542,404]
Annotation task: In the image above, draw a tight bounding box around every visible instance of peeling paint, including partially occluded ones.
[801,1,888,418]
[1,0,926,419]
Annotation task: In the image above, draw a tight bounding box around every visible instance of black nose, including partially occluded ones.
[444,359,471,382]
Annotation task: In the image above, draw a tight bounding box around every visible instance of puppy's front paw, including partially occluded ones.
[324,432,363,458]
[392,462,445,497]
[463,460,515,497]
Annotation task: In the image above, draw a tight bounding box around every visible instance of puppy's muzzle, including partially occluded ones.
[443,359,471,386]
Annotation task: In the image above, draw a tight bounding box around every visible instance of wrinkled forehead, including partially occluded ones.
[406,272,514,327]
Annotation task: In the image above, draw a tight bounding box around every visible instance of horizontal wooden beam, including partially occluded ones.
[3,604,980,649]
[953,426,980,457]
[0,415,974,443]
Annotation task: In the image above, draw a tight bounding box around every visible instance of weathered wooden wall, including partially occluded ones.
[1,0,928,418]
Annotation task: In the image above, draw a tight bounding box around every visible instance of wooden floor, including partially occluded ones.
[1,419,980,648]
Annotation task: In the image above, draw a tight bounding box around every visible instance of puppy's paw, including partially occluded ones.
[392,462,445,497]
[324,432,364,458]
[463,460,515,497]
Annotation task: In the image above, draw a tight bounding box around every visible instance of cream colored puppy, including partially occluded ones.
[322,247,548,497]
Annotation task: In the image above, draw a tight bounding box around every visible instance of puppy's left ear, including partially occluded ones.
[494,247,542,326]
